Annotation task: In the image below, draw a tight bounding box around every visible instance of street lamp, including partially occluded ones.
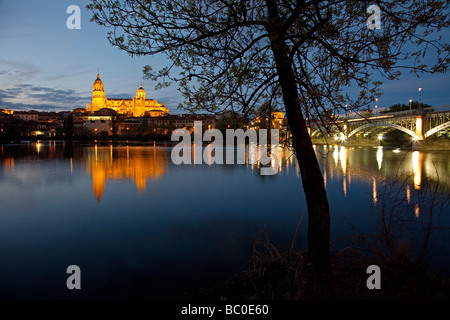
[375,98,378,112]
[418,87,422,112]
[409,99,412,112]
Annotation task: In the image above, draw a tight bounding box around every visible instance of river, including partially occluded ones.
[0,141,449,299]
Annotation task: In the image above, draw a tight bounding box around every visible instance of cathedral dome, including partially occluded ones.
[93,72,104,91]
[136,84,146,99]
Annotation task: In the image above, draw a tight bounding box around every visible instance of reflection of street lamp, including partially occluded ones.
[418,87,422,112]
[409,99,412,112]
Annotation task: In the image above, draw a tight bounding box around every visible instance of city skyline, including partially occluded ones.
[1,0,449,114]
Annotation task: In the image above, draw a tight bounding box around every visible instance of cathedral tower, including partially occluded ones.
[92,72,106,111]
[136,84,146,100]
[134,84,146,116]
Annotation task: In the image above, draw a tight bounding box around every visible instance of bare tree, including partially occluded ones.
[87,0,450,287]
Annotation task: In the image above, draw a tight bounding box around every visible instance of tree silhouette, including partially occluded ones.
[63,114,74,140]
[88,0,449,287]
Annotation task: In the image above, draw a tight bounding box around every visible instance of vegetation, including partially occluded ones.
[88,0,450,289]
[191,239,450,300]
[381,101,433,114]
[63,114,74,139]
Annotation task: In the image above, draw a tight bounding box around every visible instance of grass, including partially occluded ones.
[187,236,450,300]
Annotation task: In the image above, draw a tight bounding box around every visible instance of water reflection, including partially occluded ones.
[317,145,448,193]
[412,151,423,190]
[376,146,383,170]
[373,177,377,205]
[406,185,411,204]
[85,145,169,202]
[0,142,449,204]
[0,141,449,298]
[81,143,448,204]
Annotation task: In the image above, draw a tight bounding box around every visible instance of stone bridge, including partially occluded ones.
[309,105,450,142]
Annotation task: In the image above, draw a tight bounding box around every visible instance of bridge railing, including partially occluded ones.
[340,105,450,120]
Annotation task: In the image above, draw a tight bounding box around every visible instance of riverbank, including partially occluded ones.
[188,243,450,300]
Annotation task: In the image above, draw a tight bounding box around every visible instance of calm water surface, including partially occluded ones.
[0,141,449,299]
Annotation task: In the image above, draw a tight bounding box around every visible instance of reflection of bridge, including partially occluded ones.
[309,106,450,141]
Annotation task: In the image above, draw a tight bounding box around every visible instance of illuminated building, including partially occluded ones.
[85,72,169,117]
[251,111,286,129]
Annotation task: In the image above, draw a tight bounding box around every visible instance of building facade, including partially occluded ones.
[86,73,169,117]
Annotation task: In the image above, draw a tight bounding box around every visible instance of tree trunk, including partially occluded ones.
[265,0,333,287]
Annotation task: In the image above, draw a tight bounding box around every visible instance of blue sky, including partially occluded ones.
[0,0,449,114]
[0,0,182,113]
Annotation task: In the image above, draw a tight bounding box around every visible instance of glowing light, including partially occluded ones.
[415,204,420,218]
[415,117,423,140]
[36,142,43,154]
[372,177,377,205]
[412,151,422,190]
[343,178,347,197]
[377,134,383,140]
[333,146,339,165]
[406,185,410,204]
[3,158,14,171]
[376,146,383,170]
[339,146,348,175]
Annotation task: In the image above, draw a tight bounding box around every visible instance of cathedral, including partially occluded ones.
[86,72,169,117]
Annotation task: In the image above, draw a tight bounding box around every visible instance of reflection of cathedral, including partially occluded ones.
[85,146,169,202]
[86,72,169,117]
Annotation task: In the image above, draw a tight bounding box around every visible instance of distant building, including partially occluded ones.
[84,115,113,136]
[251,111,286,129]
[13,111,39,121]
[119,118,142,134]
[85,72,169,117]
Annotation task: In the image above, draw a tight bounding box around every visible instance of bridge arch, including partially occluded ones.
[311,128,322,137]
[347,122,416,138]
[424,121,450,138]
[310,127,341,137]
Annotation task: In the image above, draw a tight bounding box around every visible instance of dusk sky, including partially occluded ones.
[0,0,449,114]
